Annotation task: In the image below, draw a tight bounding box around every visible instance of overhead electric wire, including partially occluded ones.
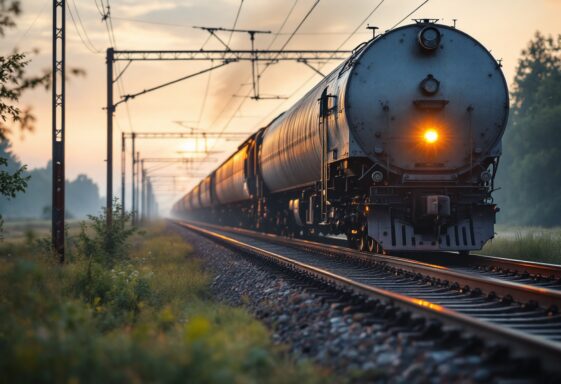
[227,0,245,46]
[332,0,385,51]
[13,2,48,47]
[98,0,134,133]
[67,2,100,54]
[389,0,430,30]
[94,0,104,17]
[195,0,244,128]
[196,64,213,129]
[201,0,323,167]
[254,0,386,127]
[70,0,101,53]
[278,0,319,52]
[254,0,429,128]
[265,0,299,49]
[109,15,370,37]
[174,0,322,202]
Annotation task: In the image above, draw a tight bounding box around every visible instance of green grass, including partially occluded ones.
[0,220,329,383]
[1,218,82,244]
[481,226,561,264]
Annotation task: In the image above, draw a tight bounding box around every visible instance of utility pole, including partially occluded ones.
[104,48,351,227]
[106,47,114,227]
[52,0,66,262]
[131,133,136,224]
[141,159,145,222]
[135,151,140,223]
[121,132,125,216]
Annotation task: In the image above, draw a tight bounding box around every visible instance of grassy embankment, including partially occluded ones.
[0,213,327,383]
[481,226,561,264]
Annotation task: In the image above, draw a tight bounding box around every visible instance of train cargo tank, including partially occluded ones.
[214,144,251,204]
[347,23,508,252]
[175,20,509,254]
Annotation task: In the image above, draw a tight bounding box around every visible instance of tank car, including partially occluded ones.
[174,20,509,254]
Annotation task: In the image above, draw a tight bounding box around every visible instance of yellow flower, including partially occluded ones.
[184,316,211,341]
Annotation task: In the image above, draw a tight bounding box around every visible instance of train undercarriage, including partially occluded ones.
[192,158,497,255]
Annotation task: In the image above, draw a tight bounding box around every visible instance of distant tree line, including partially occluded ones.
[495,32,561,227]
[0,140,102,219]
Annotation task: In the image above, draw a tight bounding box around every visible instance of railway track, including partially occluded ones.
[173,219,561,375]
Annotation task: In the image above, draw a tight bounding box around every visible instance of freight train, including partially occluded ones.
[173,20,509,254]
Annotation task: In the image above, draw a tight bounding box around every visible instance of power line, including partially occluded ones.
[99,0,134,132]
[278,0,320,51]
[94,0,104,17]
[254,0,430,129]
[265,0,299,49]
[13,2,48,47]
[227,0,245,46]
[332,0,385,51]
[253,0,386,128]
[195,0,245,129]
[199,0,324,168]
[70,0,101,53]
[110,15,370,37]
[67,2,100,54]
[390,0,430,30]
[196,62,213,128]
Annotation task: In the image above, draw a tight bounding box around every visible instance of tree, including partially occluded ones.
[496,32,561,226]
[0,1,41,232]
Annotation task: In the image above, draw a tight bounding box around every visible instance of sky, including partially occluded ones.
[2,0,561,213]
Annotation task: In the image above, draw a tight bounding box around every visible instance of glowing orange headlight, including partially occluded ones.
[423,129,439,144]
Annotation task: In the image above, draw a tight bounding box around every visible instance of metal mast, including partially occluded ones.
[104,47,351,227]
[52,0,66,262]
[106,48,114,227]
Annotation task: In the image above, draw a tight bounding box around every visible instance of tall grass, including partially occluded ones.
[0,217,327,383]
[481,229,561,264]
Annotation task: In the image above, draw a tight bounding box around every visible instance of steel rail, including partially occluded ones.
[460,252,561,280]
[173,219,561,374]
[178,220,561,309]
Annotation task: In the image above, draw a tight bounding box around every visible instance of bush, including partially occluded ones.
[481,228,561,264]
[0,220,326,383]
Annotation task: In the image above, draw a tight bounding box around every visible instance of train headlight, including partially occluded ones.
[418,26,441,51]
[423,129,439,144]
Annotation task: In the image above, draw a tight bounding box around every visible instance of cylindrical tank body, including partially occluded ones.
[188,184,201,210]
[199,176,213,208]
[214,144,251,204]
[258,23,508,193]
[258,71,347,193]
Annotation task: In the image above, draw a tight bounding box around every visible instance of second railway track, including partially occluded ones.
[173,219,561,375]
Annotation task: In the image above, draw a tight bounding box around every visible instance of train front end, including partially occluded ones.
[346,20,509,252]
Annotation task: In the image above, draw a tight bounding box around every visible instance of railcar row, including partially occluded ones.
[173,20,509,253]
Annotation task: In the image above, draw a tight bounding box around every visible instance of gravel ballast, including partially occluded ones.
[172,224,547,383]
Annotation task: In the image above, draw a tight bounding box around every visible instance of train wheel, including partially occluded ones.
[358,235,368,252]
[367,237,383,254]
[367,237,376,253]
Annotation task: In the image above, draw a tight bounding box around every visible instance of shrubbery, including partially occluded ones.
[0,208,324,383]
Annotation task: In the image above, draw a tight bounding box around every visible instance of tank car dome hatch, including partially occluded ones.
[344,23,509,175]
